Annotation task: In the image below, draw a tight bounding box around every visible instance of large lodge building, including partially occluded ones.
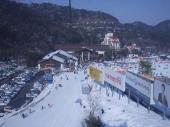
[38,44,110,72]
[38,50,78,72]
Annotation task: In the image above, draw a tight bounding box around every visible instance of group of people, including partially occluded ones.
[41,103,53,110]
[21,108,34,119]
[21,102,53,119]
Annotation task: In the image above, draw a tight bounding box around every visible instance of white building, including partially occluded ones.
[101,33,120,50]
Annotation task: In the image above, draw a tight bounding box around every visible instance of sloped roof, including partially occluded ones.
[43,50,60,60]
[58,50,78,61]
[75,46,97,53]
[52,55,65,63]
[43,49,78,61]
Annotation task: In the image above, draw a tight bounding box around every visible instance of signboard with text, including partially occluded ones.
[126,71,154,104]
[104,67,126,91]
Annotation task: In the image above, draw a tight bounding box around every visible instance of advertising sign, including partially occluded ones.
[104,67,126,92]
[126,71,154,103]
[44,73,53,84]
[89,66,103,84]
[154,79,170,112]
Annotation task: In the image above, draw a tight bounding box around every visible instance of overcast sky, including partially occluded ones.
[14,0,170,25]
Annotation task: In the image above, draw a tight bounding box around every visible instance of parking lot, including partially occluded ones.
[0,61,43,113]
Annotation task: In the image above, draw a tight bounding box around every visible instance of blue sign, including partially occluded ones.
[43,73,53,84]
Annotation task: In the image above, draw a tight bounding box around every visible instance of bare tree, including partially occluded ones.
[82,93,103,127]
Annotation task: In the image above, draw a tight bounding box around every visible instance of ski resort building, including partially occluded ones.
[101,33,120,50]
[74,47,98,63]
[38,50,78,72]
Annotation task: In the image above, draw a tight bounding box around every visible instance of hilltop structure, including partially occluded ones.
[101,33,120,50]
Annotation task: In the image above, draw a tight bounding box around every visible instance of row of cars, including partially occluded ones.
[25,73,51,100]
[0,68,38,113]
[0,61,18,80]
[26,81,45,99]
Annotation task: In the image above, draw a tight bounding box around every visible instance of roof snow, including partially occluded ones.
[43,50,60,60]
[82,46,94,52]
[52,55,65,63]
[58,50,78,61]
[43,50,78,62]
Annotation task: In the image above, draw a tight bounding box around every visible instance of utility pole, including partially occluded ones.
[69,0,72,43]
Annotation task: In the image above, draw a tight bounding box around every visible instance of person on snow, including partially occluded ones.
[48,103,53,108]
[79,100,82,107]
[29,108,32,114]
[41,105,45,110]
[101,108,104,114]
[55,85,58,90]
[22,113,25,118]
[65,74,69,80]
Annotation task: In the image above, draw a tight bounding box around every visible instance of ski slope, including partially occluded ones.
[1,72,85,127]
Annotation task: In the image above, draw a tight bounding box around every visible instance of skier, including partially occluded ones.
[29,108,32,114]
[79,100,82,107]
[41,105,45,110]
[101,109,104,114]
[65,74,69,80]
[55,85,58,90]
[48,103,53,108]
[22,113,25,118]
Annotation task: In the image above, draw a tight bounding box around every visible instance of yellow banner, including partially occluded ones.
[89,66,102,82]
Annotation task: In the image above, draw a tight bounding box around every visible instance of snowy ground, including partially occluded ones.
[1,69,170,127]
[1,71,86,127]
[87,81,170,127]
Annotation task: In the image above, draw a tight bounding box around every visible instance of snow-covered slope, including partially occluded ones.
[1,69,170,127]
[88,81,170,127]
[1,72,85,127]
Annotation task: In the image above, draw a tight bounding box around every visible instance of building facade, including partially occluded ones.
[38,50,78,72]
[101,33,120,50]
